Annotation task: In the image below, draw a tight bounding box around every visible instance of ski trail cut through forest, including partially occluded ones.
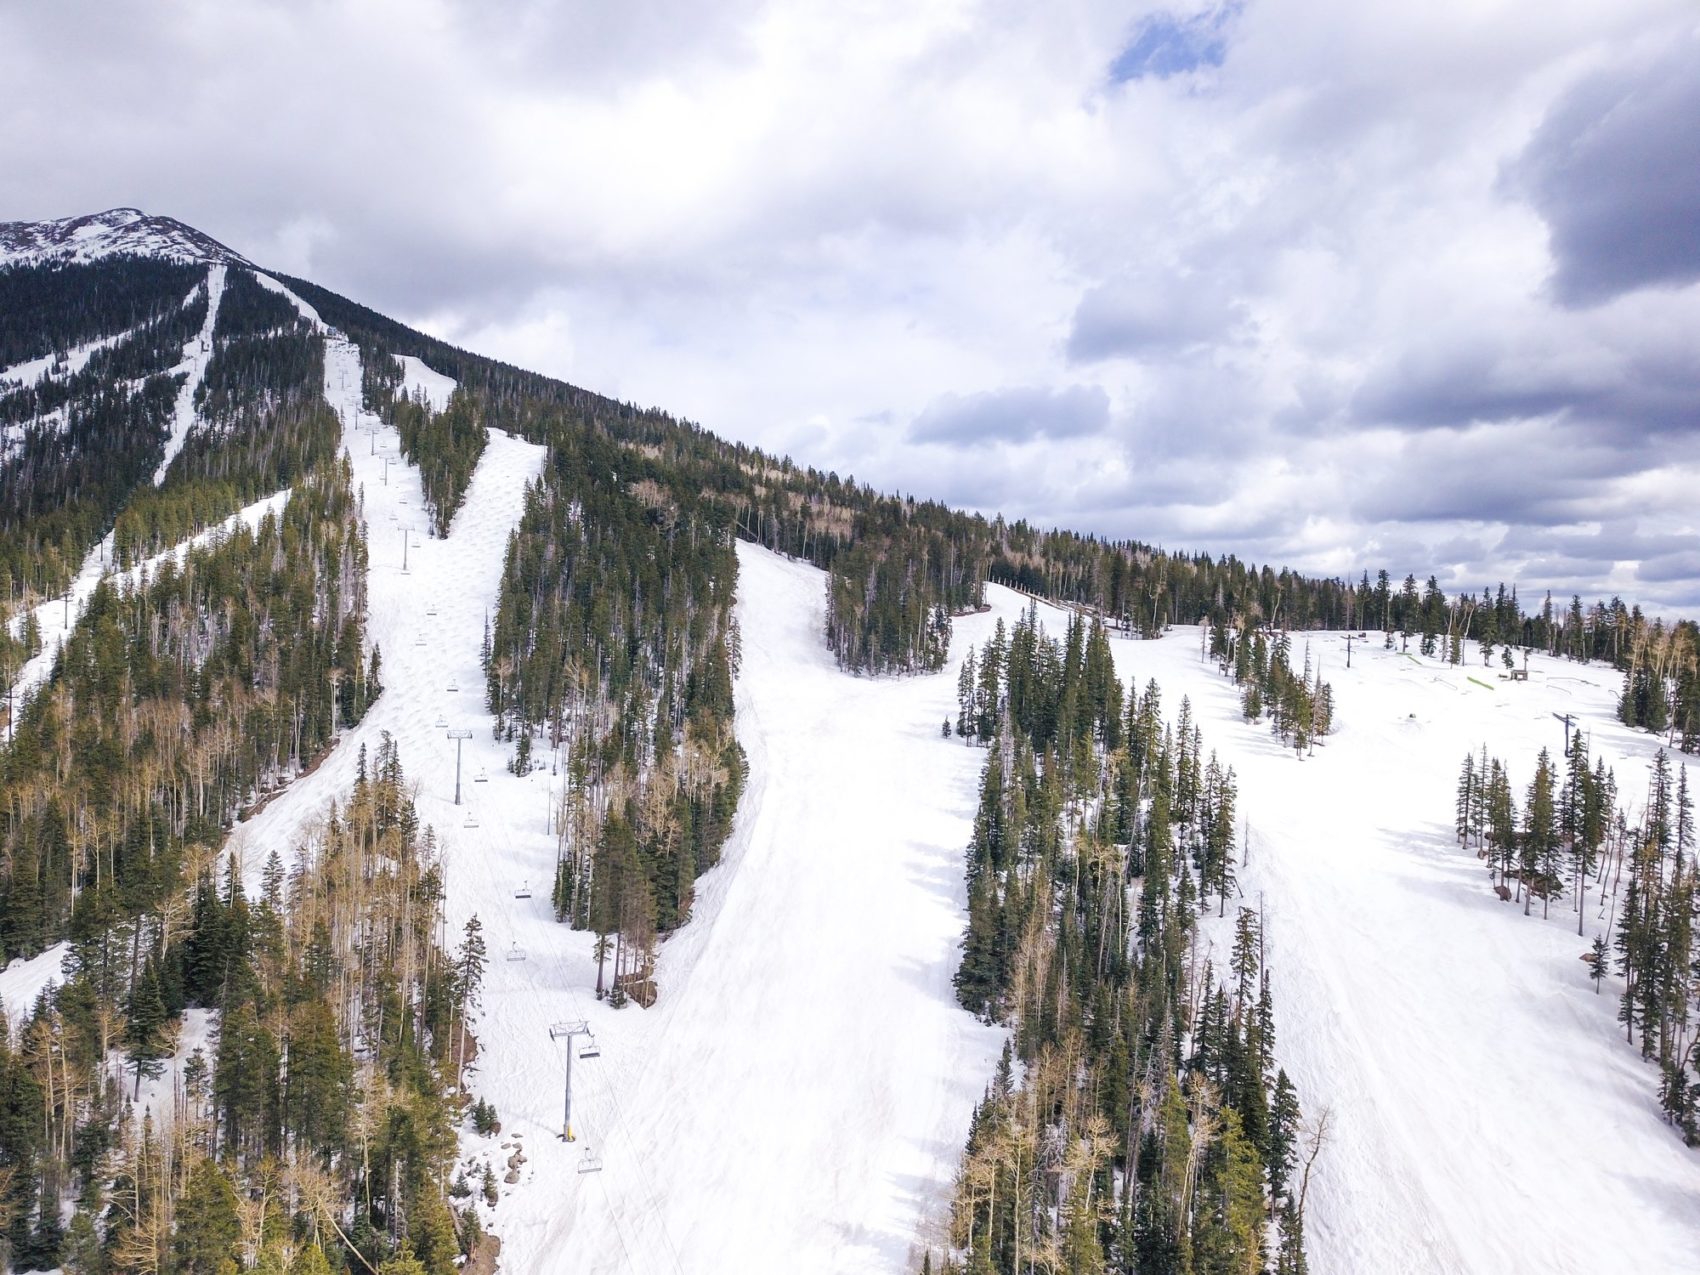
[153,263,226,482]
[469,545,1012,1274]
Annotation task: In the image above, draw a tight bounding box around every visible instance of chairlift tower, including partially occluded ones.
[447,728,474,804]
[548,1020,599,1143]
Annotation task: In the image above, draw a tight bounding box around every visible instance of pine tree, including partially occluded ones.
[1523,749,1560,918]
[170,1158,243,1275]
[125,953,172,1099]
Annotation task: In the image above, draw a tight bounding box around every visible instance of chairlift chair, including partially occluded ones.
[506,941,526,962]
[464,809,480,828]
[435,713,447,728]
[579,1035,600,1060]
[473,767,488,783]
[426,603,438,617]
[447,679,460,692]
[515,881,532,899]
[577,1147,603,1175]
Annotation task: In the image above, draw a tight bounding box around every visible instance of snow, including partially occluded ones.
[0,943,70,1025]
[152,265,225,483]
[251,271,327,331]
[988,602,1700,1275]
[1,272,211,469]
[126,1007,216,1131]
[397,354,456,412]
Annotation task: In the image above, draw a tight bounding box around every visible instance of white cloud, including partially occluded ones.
[3,0,1696,611]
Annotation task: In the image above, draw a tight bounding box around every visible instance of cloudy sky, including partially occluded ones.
[5,0,1697,610]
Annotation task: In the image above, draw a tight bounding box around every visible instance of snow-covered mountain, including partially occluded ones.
[4,208,1699,1275]
[0,205,251,269]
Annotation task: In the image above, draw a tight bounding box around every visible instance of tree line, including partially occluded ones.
[272,263,1699,704]
[482,424,744,1004]
[1208,624,1334,756]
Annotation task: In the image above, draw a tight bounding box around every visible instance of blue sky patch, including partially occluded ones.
[1109,4,1241,82]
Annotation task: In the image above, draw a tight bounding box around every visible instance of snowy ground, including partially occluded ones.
[1028,605,1700,1275]
[397,354,456,412]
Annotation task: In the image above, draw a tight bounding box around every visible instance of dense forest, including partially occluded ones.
[111,269,339,570]
[0,465,374,961]
[0,259,341,615]
[484,425,743,1000]
[1456,743,1700,1140]
[0,254,202,606]
[937,607,1315,1273]
[0,735,494,1274]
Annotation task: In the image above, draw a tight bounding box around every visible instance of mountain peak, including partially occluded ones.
[0,207,251,269]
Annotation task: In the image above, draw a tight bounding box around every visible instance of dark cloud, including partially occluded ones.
[1347,421,1644,525]
[1637,551,1700,586]
[1067,272,1244,363]
[908,384,1109,447]
[1350,316,1700,445]
[1508,34,1700,307]
[1352,342,1591,430]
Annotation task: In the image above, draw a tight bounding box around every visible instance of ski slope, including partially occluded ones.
[998,598,1700,1275]
[488,546,1012,1274]
[213,299,1014,1270]
[153,263,226,482]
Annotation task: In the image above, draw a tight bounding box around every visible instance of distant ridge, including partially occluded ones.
[0,206,252,269]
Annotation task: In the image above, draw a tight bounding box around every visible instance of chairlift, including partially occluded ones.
[506,941,526,961]
[514,880,532,899]
[447,679,460,693]
[579,1034,600,1060]
[415,634,427,647]
[464,811,480,829]
[577,1147,603,1175]
[426,603,438,617]
[435,713,448,728]
[473,767,488,783]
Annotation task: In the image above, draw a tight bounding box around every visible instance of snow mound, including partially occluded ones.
[0,207,252,269]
